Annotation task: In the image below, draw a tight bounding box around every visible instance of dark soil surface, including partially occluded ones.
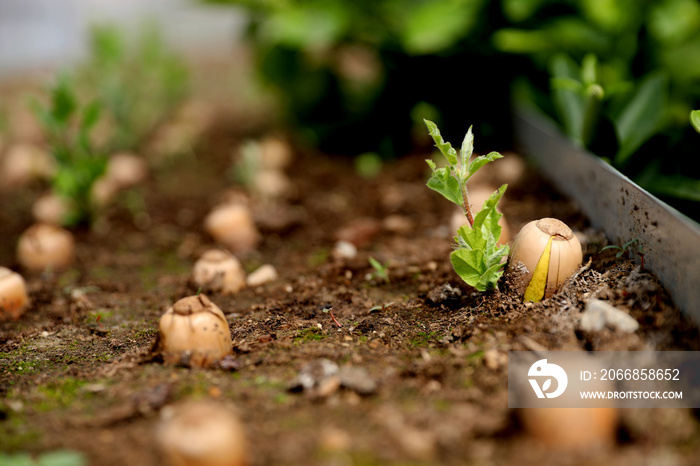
[2,56,700,466]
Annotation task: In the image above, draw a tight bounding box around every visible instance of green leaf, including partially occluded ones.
[466,151,504,181]
[450,248,486,289]
[424,119,457,165]
[460,126,474,170]
[51,77,77,124]
[451,185,509,290]
[473,184,507,230]
[691,110,700,133]
[614,72,668,167]
[550,53,585,144]
[426,164,463,207]
[81,100,101,131]
[399,0,484,55]
[261,2,347,49]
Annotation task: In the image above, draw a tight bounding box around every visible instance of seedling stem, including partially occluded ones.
[322,306,341,328]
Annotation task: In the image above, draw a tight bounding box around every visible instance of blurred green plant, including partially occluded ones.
[202,0,515,156]
[32,75,106,226]
[497,0,700,211]
[77,22,188,151]
[207,0,699,216]
[368,256,390,284]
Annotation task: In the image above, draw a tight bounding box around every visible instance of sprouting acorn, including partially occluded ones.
[158,294,233,368]
[192,249,246,295]
[0,267,30,319]
[507,218,582,302]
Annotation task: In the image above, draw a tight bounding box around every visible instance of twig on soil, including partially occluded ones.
[556,257,592,297]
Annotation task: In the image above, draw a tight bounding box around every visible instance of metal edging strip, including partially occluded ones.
[514,108,700,324]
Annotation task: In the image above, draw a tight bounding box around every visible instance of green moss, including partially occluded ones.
[294,327,325,344]
[408,331,439,347]
[2,360,40,376]
[35,378,91,412]
[0,415,41,452]
[306,248,329,267]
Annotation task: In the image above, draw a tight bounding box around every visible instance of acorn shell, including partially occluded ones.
[508,218,582,299]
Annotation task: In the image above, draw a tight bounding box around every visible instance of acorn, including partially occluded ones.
[192,249,246,295]
[158,294,233,368]
[204,203,260,255]
[16,223,75,272]
[507,218,582,302]
[0,267,30,319]
[156,399,248,466]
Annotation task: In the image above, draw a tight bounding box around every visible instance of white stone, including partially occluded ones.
[246,264,278,287]
[332,240,357,259]
[580,299,639,333]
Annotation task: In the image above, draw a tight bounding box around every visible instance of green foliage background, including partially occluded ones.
[204,0,700,219]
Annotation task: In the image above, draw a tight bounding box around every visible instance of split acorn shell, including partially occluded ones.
[508,218,582,301]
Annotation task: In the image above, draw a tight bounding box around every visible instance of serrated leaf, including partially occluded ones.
[426,165,463,207]
[450,248,486,289]
[460,126,474,170]
[456,224,486,251]
[467,152,505,181]
[473,185,507,228]
[424,119,458,165]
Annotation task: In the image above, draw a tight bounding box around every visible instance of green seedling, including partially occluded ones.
[32,75,106,226]
[230,139,261,188]
[369,302,394,313]
[368,256,390,283]
[601,238,645,269]
[321,305,341,327]
[424,120,509,291]
[79,23,188,151]
[354,152,383,179]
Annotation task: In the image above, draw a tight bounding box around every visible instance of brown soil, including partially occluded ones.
[1,56,699,466]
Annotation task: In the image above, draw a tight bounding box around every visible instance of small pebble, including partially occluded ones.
[580,299,639,333]
[246,264,278,287]
[332,240,357,259]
